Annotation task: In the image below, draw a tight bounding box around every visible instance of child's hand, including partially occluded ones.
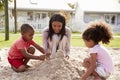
[80,76,86,80]
[65,55,69,59]
[38,55,46,61]
[45,53,51,60]
[79,77,84,80]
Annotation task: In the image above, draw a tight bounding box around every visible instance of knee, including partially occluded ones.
[27,47,35,54]
[84,58,89,62]
[12,65,26,72]
[83,58,90,68]
[18,66,26,72]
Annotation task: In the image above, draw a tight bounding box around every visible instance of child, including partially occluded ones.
[42,14,71,59]
[81,21,114,80]
[8,24,48,72]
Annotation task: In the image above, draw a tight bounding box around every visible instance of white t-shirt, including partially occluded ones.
[42,27,71,56]
[90,44,114,73]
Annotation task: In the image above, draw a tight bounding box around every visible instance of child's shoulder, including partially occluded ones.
[14,37,24,44]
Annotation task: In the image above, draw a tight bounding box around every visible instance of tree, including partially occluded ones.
[60,11,71,23]
[0,0,17,34]
[0,0,9,40]
[4,0,9,40]
[0,0,4,11]
[0,0,5,29]
[68,3,75,9]
[14,0,17,33]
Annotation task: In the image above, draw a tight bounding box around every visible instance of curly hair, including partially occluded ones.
[82,21,113,44]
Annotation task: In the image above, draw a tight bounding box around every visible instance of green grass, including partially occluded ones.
[71,36,120,48]
[0,33,120,49]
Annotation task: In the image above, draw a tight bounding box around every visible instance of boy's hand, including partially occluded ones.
[45,53,51,60]
[38,55,46,61]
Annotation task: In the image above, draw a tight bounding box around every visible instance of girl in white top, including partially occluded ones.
[42,14,71,59]
[81,21,114,80]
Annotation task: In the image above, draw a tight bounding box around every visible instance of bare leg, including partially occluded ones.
[24,47,35,67]
[82,58,90,68]
[83,58,97,77]
[11,65,26,72]
[82,58,93,77]
[82,58,102,80]
[92,71,102,80]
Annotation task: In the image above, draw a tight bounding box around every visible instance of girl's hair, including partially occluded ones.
[48,14,66,41]
[21,24,34,33]
[82,21,113,44]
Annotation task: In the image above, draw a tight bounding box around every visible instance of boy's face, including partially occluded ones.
[22,29,34,41]
[52,21,62,34]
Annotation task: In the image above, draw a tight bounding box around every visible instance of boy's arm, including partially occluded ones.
[33,43,46,54]
[21,48,43,60]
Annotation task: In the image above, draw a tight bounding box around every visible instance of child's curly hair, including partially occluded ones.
[82,21,113,44]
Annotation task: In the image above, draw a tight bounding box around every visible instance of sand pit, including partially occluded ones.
[0,47,120,80]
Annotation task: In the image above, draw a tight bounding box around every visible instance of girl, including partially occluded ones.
[8,24,48,72]
[81,21,114,80]
[42,14,71,59]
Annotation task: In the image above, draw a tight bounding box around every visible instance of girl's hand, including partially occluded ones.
[80,77,86,80]
[65,55,69,59]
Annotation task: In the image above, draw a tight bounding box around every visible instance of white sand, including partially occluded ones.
[0,47,120,80]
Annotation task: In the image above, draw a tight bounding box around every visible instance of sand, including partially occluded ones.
[0,47,120,80]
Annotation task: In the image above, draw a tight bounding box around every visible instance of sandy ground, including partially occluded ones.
[0,47,120,80]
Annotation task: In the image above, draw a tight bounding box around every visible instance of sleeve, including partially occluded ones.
[90,47,97,54]
[66,28,71,56]
[42,28,49,52]
[30,40,35,45]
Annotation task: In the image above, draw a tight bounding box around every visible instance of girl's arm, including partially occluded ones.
[81,53,97,80]
[66,28,71,56]
[42,29,49,52]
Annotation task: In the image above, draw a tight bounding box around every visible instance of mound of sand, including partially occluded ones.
[0,48,83,80]
[0,47,120,80]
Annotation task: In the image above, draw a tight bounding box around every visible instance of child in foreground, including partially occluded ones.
[80,21,114,80]
[8,24,49,72]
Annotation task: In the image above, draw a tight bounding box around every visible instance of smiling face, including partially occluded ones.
[52,21,63,34]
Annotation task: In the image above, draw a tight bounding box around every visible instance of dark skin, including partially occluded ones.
[21,29,46,60]
[12,29,50,72]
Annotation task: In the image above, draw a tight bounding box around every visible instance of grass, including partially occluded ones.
[0,33,120,49]
[71,36,120,48]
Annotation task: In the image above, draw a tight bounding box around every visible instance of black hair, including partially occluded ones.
[21,24,34,33]
[48,14,66,41]
[82,21,113,44]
